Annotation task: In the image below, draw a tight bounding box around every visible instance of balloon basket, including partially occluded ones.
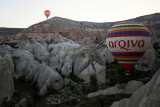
[125,71,130,76]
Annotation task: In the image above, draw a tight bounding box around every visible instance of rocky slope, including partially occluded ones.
[111,67,160,107]
[25,13,160,43]
[0,55,14,104]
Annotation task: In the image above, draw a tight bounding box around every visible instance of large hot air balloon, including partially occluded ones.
[106,22,151,72]
[44,10,50,19]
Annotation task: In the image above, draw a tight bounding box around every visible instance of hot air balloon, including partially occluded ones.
[44,10,50,19]
[106,22,151,73]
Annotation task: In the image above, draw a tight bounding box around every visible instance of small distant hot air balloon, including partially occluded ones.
[44,10,50,19]
[106,22,151,73]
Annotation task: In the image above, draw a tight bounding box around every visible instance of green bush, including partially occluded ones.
[90,75,98,92]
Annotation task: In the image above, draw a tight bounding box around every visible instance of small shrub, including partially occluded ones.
[90,75,98,92]
[109,79,117,86]
[81,84,88,94]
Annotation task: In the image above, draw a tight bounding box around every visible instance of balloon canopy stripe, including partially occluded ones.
[111,24,144,28]
[112,53,144,56]
[119,61,137,63]
[115,56,142,58]
[108,27,149,33]
[118,59,138,64]
[116,58,140,60]
[108,29,149,34]
[111,52,145,54]
[106,31,150,37]
[108,27,149,32]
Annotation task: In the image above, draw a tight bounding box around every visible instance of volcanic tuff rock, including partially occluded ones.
[24,13,160,43]
[26,17,109,43]
[111,67,160,107]
[13,50,34,78]
[32,41,50,63]
[0,44,15,53]
[87,80,143,98]
[135,46,157,72]
[0,56,14,104]
[79,61,106,84]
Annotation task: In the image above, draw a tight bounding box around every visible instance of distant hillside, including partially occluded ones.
[0,28,24,36]
[26,13,160,43]
[26,17,112,42]
[126,13,160,25]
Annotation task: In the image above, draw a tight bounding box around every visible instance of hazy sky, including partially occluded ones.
[0,0,159,28]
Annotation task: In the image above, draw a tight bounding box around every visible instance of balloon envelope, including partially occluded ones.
[106,22,151,71]
[44,10,50,18]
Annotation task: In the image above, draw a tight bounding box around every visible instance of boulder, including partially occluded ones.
[0,44,14,53]
[24,60,40,82]
[32,41,49,63]
[48,42,81,51]
[99,48,115,64]
[135,46,157,72]
[0,50,14,74]
[57,50,68,58]
[124,80,143,94]
[73,53,89,77]
[3,53,14,73]
[79,61,106,84]
[111,68,160,107]
[87,80,143,98]
[24,62,63,96]
[18,98,27,107]
[13,50,34,60]
[18,43,33,53]
[48,42,81,57]
[61,56,73,77]
[37,64,63,95]
[64,56,73,64]
[50,48,59,56]
[111,98,131,107]
[13,50,34,78]
[87,86,124,98]
[61,61,72,77]
[49,56,64,72]
[48,44,57,52]
[0,56,14,104]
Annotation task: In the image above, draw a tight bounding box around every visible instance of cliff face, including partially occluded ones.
[26,13,160,43]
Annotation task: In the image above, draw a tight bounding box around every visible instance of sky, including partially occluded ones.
[0,0,159,28]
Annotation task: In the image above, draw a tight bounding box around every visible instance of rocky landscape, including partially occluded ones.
[0,28,23,37]
[0,13,160,107]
